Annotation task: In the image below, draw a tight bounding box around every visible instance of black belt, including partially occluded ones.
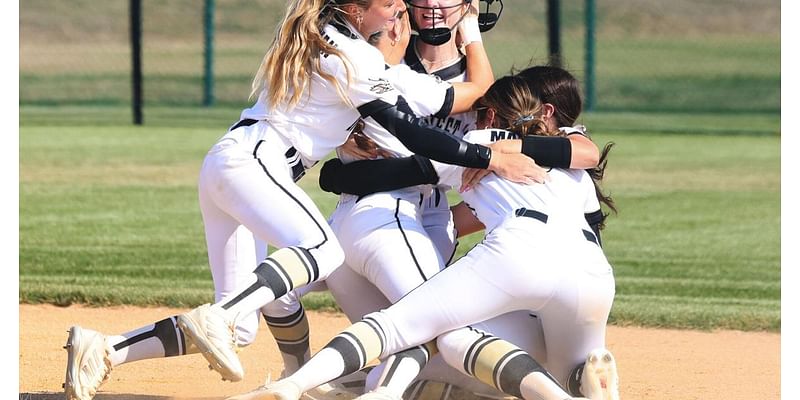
[514,208,599,246]
[515,208,548,223]
[235,118,308,182]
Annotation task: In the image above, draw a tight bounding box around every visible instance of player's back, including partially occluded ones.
[434,129,596,233]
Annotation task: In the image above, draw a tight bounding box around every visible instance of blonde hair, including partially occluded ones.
[251,0,370,110]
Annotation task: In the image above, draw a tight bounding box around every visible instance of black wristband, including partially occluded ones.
[521,135,572,168]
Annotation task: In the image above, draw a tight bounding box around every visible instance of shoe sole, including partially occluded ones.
[582,349,620,400]
[177,311,244,382]
[63,326,82,400]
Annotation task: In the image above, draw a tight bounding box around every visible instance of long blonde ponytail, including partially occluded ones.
[251,0,359,110]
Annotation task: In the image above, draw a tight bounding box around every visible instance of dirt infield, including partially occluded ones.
[19,304,780,400]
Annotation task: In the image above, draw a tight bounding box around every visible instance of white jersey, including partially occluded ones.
[228,21,413,164]
[433,129,597,233]
[403,37,478,139]
[336,62,453,164]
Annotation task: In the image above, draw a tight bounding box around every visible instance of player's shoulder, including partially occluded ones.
[321,23,385,74]
[559,125,589,136]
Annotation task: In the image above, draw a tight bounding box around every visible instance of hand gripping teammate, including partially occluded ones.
[222,73,619,400]
[61,0,548,399]
[317,66,618,399]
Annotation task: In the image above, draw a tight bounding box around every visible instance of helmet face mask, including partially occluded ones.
[406,0,469,46]
[477,0,503,32]
[405,0,504,46]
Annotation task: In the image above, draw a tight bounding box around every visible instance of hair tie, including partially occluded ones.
[512,115,535,127]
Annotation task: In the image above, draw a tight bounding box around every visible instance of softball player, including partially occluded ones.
[317,65,618,399]
[62,1,550,398]
[308,6,605,397]
[236,74,619,400]
[300,3,604,396]
[314,6,607,399]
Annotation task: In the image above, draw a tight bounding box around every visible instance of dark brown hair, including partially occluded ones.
[480,66,617,222]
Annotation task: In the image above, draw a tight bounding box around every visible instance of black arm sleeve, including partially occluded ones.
[521,135,572,168]
[357,97,491,169]
[319,156,438,196]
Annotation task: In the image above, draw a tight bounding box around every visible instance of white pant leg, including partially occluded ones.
[326,261,392,322]
[421,188,458,265]
[199,171,263,345]
[369,218,591,357]
[536,246,615,384]
[198,136,344,327]
[335,193,444,303]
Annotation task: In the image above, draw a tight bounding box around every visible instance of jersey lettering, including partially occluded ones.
[421,115,469,137]
[369,78,395,94]
[490,129,520,141]
[321,33,337,58]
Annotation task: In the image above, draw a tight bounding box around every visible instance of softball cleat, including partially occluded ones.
[177,303,244,382]
[354,387,402,400]
[580,348,620,400]
[63,325,113,400]
[225,380,303,400]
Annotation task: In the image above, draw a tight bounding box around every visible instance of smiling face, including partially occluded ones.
[407,0,466,31]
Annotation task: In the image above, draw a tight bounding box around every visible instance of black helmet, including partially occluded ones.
[477,0,503,32]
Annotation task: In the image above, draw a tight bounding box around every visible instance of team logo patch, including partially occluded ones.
[368,78,394,94]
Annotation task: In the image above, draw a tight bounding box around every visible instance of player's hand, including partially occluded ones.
[487,139,521,154]
[487,151,548,185]
[459,167,490,192]
[339,132,393,160]
[457,0,482,47]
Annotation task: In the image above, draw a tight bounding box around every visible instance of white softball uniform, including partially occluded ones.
[403,37,477,263]
[328,60,453,305]
[362,128,615,386]
[198,19,436,345]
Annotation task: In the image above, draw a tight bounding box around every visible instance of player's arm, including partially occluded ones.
[489,133,600,169]
[451,201,484,238]
[450,2,493,114]
[319,155,439,196]
[358,98,543,184]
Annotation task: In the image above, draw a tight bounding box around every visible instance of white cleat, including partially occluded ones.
[303,382,359,400]
[353,387,402,400]
[225,380,302,400]
[63,326,113,400]
[580,348,620,400]
[177,303,243,382]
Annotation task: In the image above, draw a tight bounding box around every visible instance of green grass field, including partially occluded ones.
[19,106,780,332]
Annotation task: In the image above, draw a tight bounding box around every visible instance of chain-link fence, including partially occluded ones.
[20,0,780,113]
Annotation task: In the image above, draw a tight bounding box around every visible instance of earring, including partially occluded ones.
[356,13,363,29]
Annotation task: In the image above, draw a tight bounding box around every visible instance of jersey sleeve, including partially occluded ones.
[385,64,453,118]
[318,31,405,109]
